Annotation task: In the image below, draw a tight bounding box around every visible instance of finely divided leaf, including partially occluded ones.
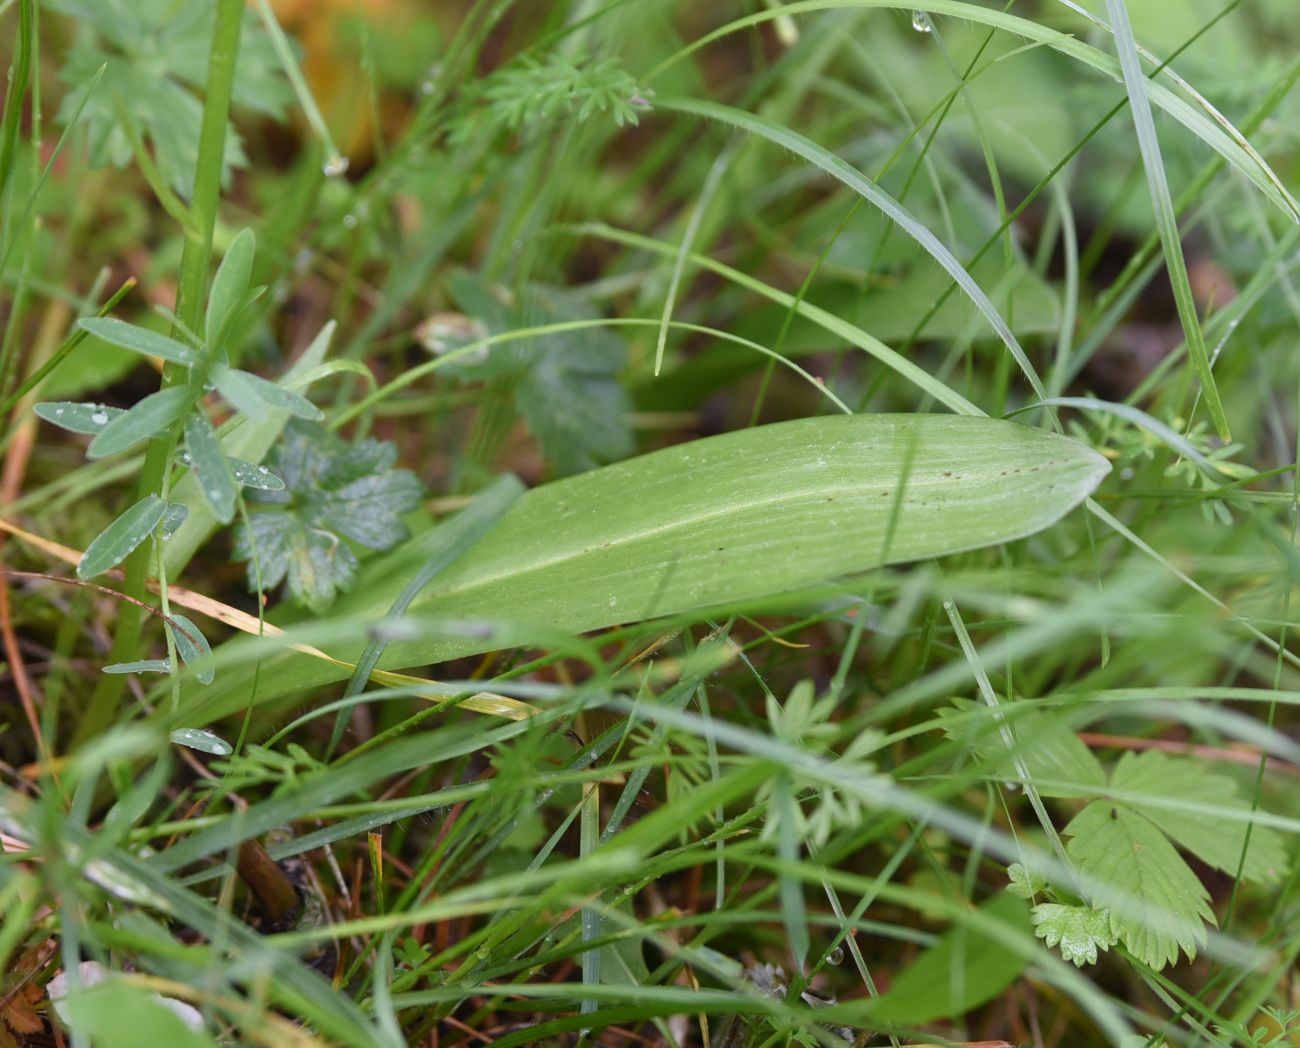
[78,496,168,578]
[88,385,193,458]
[1065,802,1215,970]
[78,317,197,366]
[1031,903,1117,967]
[1109,750,1287,883]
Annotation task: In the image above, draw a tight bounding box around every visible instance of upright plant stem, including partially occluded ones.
[77,0,245,744]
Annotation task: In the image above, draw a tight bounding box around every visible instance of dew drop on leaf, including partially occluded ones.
[322,153,350,177]
[911,10,933,32]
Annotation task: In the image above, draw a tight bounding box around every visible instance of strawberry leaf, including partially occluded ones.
[1065,801,1215,970]
[1031,903,1117,966]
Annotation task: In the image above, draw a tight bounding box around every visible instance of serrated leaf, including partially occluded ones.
[78,496,167,579]
[34,401,125,434]
[1109,751,1288,883]
[1065,802,1214,970]
[78,317,197,366]
[231,421,421,611]
[213,364,323,421]
[1031,903,1117,966]
[1006,862,1046,900]
[50,4,290,197]
[940,700,1106,797]
[447,274,631,475]
[184,413,236,524]
[206,228,255,346]
[168,613,213,685]
[87,385,193,458]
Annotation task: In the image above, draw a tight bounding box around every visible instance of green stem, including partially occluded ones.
[0,0,33,198]
[77,0,246,745]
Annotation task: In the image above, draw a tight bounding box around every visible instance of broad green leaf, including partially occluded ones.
[214,364,323,421]
[87,385,193,458]
[1108,751,1287,884]
[185,414,1108,724]
[205,227,255,345]
[1031,903,1117,967]
[863,892,1031,1024]
[1065,802,1214,970]
[77,317,197,366]
[163,321,332,576]
[168,613,213,685]
[78,495,167,579]
[184,413,236,523]
[34,401,124,434]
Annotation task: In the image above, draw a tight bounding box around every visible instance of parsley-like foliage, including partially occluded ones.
[449,53,648,145]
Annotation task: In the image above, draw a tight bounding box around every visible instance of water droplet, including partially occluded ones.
[258,466,268,475]
[54,407,64,415]
[322,153,350,178]
[420,80,434,96]
[180,451,192,464]
[827,947,844,966]
[911,9,933,32]
[90,411,109,425]
[343,213,358,229]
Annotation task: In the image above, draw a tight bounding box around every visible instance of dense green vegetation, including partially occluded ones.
[2,1,1300,1044]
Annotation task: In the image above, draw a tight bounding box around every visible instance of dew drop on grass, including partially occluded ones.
[343,213,358,229]
[322,153,350,177]
[827,947,844,966]
[911,10,933,32]
[420,80,434,96]
[90,410,109,425]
